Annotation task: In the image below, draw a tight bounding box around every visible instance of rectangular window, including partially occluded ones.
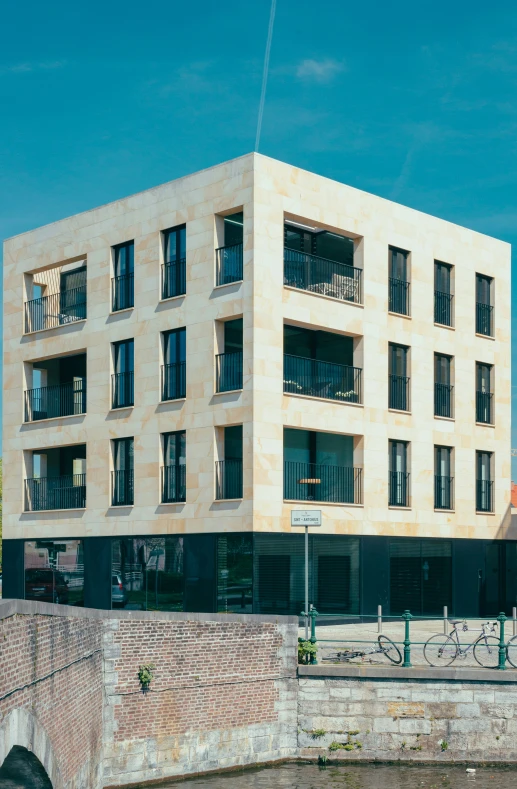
[162,328,186,400]
[217,534,253,613]
[162,225,186,299]
[476,450,493,512]
[216,319,243,392]
[112,437,134,506]
[389,440,409,507]
[389,538,452,616]
[389,343,410,411]
[434,353,453,418]
[25,539,84,606]
[162,431,186,503]
[389,246,410,315]
[476,362,493,424]
[216,425,243,500]
[111,537,184,611]
[112,241,134,310]
[435,446,453,510]
[476,274,493,336]
[112,339,134,408]
[434,261,453,326]
[216,212,243,286]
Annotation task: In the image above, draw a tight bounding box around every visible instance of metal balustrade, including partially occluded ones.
[161,259,186,299]
[389,277,410,315]
[215,459,243,500]
[161,362,186,401]
[476,302,493,336]
[216,243,243,286]
[216,351,243,392]
[112,371,134,408]
[112,469,134,506]
[25,474,86,511]
[389,374,410,411]
[389,471,410,507]
[161,464,186,503]
[24,379,86,422]
[283,249,362,304]
[476,479,494,513]
[434,383,454,418]
[284,461,363,504]
[112,273,134,311]
[435,475,454,510]
[283,354,362,403]
[435,290,454,326]
[476,390,493,424]
[24,286,87,333]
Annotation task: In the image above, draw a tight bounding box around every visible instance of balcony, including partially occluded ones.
[216,243,243,286]
[25,286,87,333]
[389,277,410,315]
[435,290,453,326]
[25,474,86,511]
[162,259,186,300]
[161,464,186,503]
[389,374,410,411]
[25,379,86,422]
[215,459,243,500]
[112,273,134,311]
[216,351,243,392]
[476,390,493,424]
[434,383,454,418]
[476,479,493,512]
[284,249,362,304]
[284,461,363,504]
[476,302,493,336]
[435,475,454,510]
[389,471,410,507]
[112,469,134,506]
[161,362,186,401]
[112,371,134,409]
[283,354,362,404]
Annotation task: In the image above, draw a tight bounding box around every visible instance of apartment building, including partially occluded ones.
[2,153,512,617]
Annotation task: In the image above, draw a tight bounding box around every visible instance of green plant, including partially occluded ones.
[328,741,342,752]
[311,729,327,739]
[318,754,328,766]
[298,638,317,664]
[410,746,422,751]
[343,744,354,751]
[348,730,360,736]
[401,741,407,750]
[440,740,448,752]
[138,663,155,693]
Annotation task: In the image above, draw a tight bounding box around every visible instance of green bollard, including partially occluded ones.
[498,612,507,670]
[402,610,412,668]
[309,606,319,665]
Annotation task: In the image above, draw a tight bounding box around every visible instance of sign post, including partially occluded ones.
[291,510,322,639]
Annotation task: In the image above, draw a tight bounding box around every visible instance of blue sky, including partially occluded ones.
[1,0,516,469]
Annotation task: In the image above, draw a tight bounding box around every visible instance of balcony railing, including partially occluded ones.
[284,249,362,304]
[476,479,494,513]
[389,277,410,315]
[25,474,86,511]
[161,464,186,503]
[24,379,86,422]
[112,469,134,506]
[389,471,410,507]
[161,362,186,401]
[476,390,493,424]
[24,286,87,333]
[215,459,243,500]
[112,371,134,409]
[434,383,454,418]
[284,461,363,504]
[435,475,454,510]
[389,374,410,411]
[112,273,134,311]
[283,354,362,404]
[216,243,243,286]
[216,351,243,392]
[162,258,186,300]
[476,302,493,336]
[435,290,454,326]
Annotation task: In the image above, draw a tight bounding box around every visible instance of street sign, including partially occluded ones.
[291,510,322,527]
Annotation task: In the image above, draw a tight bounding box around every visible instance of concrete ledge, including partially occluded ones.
[299,664,517,682]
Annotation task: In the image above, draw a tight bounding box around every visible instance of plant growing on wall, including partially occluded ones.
[298,638,317,664]
[138,664,155,693]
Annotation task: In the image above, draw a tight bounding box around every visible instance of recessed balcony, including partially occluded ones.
[24,264,87,333]
[24,445,86,511]
[24,353,86,422]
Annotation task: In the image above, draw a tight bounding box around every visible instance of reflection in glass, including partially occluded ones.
[217,535,253,613]
[24,539,84,606]
[111,537,184,611]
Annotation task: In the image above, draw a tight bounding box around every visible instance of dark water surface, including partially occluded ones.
[166,763,517,789]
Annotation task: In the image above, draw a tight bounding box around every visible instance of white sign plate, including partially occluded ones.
[291,510,322,527]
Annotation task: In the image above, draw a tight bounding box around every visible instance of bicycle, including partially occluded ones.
[424,619,500,668]
[504,634,517,668]
[322,634,402,665]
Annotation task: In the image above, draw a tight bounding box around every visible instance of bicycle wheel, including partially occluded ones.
[378,635,402,665]
[506,635,517,668]
[423,634,458,666]
[474,636,501,668]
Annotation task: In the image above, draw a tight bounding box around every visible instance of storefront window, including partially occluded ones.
[111,537,184,611]
[24,539,84,606]
[217,535,253,613]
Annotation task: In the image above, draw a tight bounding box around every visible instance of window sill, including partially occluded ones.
[159,501,186,506]
[388,408,411,415]
[475,421,495,428]
[284,499,363,508]
[23,507,86,514]
[283,285,363,309]
[475,332,495,341]
[388,310,411,320]
[109,405,134,412]
[214,280,243,291]
[434,508,455,513]
[23,412,86,425]
[434,415,455,422]
[214,389,243,396]
[214,498,243,503]
[109,307,134,316]
[159,293,186,304]
[434,322,455,331]
[23,318,87,337]
[476,510,495,516]
[283,392,363,408]
[388,505,411,511]
[109,504,134,509]
[160,397,186,404]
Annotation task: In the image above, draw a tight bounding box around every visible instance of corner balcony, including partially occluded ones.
[24,286,87,333]
[284,249,362,304]
[283,354,362,404]
[284,461,363,504]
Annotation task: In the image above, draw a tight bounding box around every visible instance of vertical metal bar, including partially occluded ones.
[377,604,382,634]
[443,606,448,635]
[498,612,507,670]
[513,607,516,637]
[402,610,412,668]
[305,525,309,641]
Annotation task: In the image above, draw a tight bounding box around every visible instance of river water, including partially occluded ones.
[165,762,517,789]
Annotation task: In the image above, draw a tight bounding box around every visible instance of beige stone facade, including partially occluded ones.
[3,153,511,544]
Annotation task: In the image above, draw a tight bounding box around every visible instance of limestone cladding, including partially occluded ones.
[3,153,511,541]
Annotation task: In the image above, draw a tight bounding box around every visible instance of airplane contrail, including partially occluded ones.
[255,0,277,152]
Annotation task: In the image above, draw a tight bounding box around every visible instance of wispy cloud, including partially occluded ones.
[2,61,66,75]
[296,58,345,83]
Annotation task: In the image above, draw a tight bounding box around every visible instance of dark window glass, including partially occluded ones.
[435,445,452,478]
[224,319,243,353]
[224,212,243,246]
[435,354,451,385]
[25,539,84,606]
[217,534,253,613]
[114,241,134,278]
[477,362,492,393]
[114,437,134,471]
[164,328,186,365]
[476,274,492,306]
[435,262,451,294]
[389,247,409,282]
[114,339,134,373]
[164,225,186,264]
[389,538,452,615]
[164,431,186,466]
[111,537,184,611]
[225,425,243,460]
[389,344,408,377]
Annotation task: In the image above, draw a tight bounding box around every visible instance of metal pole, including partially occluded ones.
[443,605,448,635]
[377,605,382,634]
[305,524,309,641]
[402,610,412,668]
[513,607,516,637]
[310,605,318,664]
[498,612,507,671]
